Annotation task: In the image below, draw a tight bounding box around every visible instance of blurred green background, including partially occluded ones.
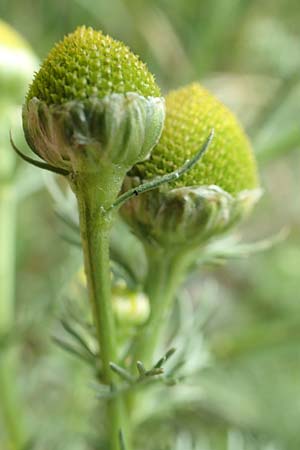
[1,0,300,449]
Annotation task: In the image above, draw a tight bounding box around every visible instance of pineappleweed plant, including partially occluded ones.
[14,26,260,450]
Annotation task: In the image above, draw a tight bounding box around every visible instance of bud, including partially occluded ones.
[112,281,150,327]
[122,83,260,248]
[22,26,164,176]
[74,269,150,327]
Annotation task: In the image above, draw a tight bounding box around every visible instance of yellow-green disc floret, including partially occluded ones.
[27,26,160,105]
[132,83,258,195]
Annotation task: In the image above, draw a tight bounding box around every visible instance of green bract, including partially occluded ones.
[23,93,165,174]
[22,26,164,175]
[122,83,261,248]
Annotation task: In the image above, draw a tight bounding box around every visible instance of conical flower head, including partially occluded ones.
[27,26,160,105]
[132,83,258,194]
[122,83,260,248]
[22,26,164,175]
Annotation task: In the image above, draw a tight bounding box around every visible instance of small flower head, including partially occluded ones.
[131,83,258,194]
[122,83,260,248]
[22,26,164,175]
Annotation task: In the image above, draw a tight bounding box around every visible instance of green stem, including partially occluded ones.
[127,247,188,421]
[135,247,188,369]
[0,146,26,449]
[0,350,26,450]
[72,168,131,450]
[0,183,15,333]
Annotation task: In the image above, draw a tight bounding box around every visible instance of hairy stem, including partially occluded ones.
[72,168,131,450]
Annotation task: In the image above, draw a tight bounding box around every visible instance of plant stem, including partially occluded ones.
[134,247,188,369]
[72,168,131,450]
[0,350,26,450]
[0,140,26,449]
[0,183,15,334]
[127,247,188,421]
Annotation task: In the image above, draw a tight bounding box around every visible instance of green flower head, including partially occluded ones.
[132,82,258,195]
[21,26,164,175]
[27,26,160,105]
[122,83,261,249]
